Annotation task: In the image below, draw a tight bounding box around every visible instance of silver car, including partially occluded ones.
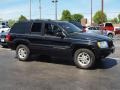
[86,26,103,35]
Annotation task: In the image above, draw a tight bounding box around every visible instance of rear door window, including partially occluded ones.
[31,23,42,33]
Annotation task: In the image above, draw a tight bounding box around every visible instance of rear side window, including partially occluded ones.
[10,22,31,34]
[31,23,42,33]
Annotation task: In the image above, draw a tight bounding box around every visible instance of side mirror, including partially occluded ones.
[56,31,65,38]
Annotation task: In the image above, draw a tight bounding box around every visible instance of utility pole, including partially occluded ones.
[91,0,93,25]
[52,0,58,20]
[30,0,31,20]
[39,0,41,19]
[101,0,104,24]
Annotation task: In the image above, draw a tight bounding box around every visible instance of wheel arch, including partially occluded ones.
[72,44,96,56]
[13,39,30,50]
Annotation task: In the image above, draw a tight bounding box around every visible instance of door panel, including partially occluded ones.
[27,34,49,54]
[43,35,72,57]
[27,22,49,54]
[43,23,72,57]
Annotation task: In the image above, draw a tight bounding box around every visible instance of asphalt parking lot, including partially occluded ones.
[0,39,120,90]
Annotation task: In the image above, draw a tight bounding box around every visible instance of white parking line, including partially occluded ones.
[108,57,120,60]
[0,47,11,51]
[115,45,120,47]
[0,48,5,51]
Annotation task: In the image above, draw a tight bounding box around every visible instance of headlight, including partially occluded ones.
[97,41,108,48]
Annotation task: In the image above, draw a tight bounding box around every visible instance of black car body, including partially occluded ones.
[7,20,115,69]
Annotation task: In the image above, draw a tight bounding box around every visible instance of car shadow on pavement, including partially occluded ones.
[95,58,118,69]
[30,55,75,66]
[29,56,117,69]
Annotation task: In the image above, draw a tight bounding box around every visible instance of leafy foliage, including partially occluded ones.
[61,10,72,21]
[18,15,27,22]
[8,19,16,28]
[71,14,84,22]
[93,11,107,24]
[118,14,120,23]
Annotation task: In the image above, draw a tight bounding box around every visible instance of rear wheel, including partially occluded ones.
[74,49,95,69]
[16,45,30,61]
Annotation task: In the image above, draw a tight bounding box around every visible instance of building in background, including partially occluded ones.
[81,18,87,26]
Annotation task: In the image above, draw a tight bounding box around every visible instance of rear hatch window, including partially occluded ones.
[10,22,31,34]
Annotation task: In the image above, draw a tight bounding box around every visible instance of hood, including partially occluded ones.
[69,33,111,41]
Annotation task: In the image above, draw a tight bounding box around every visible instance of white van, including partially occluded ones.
[0,25,10,33]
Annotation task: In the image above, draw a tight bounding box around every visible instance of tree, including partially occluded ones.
[113,18,118,24]
[110,18,118,24]
[8,19,16,28]
[18,15,27,22]
[0,18,2,21]
[93,11,107,24]
[61,10,72,21]
[118,14,120,23]
[71,14,84,22]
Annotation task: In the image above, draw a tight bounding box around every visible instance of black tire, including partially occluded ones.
[16,44,30,61]
[74,49,95,69]
[108,33,113,39]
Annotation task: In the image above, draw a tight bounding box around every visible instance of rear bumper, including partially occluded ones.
[1,42,8,46]
[7,42,15,49]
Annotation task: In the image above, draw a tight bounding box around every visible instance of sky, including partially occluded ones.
[0,0,120,22]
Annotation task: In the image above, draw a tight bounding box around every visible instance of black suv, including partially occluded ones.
[7,20,115,69]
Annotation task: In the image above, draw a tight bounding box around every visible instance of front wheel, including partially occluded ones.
[16,45,30,61]
[74,49,95,69]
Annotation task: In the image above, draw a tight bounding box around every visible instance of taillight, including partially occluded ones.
[6,34,11,41]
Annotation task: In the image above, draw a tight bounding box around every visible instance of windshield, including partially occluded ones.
[69,21,83,29]
[59,22,83,34]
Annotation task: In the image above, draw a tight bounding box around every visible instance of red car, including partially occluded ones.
[99,23,115,38]
[115,27,120,35]
[100,23,114,31]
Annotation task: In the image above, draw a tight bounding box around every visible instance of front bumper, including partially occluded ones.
[95,46,115,59]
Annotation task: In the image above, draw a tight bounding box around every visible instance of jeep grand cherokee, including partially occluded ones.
[7,20,115,69]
